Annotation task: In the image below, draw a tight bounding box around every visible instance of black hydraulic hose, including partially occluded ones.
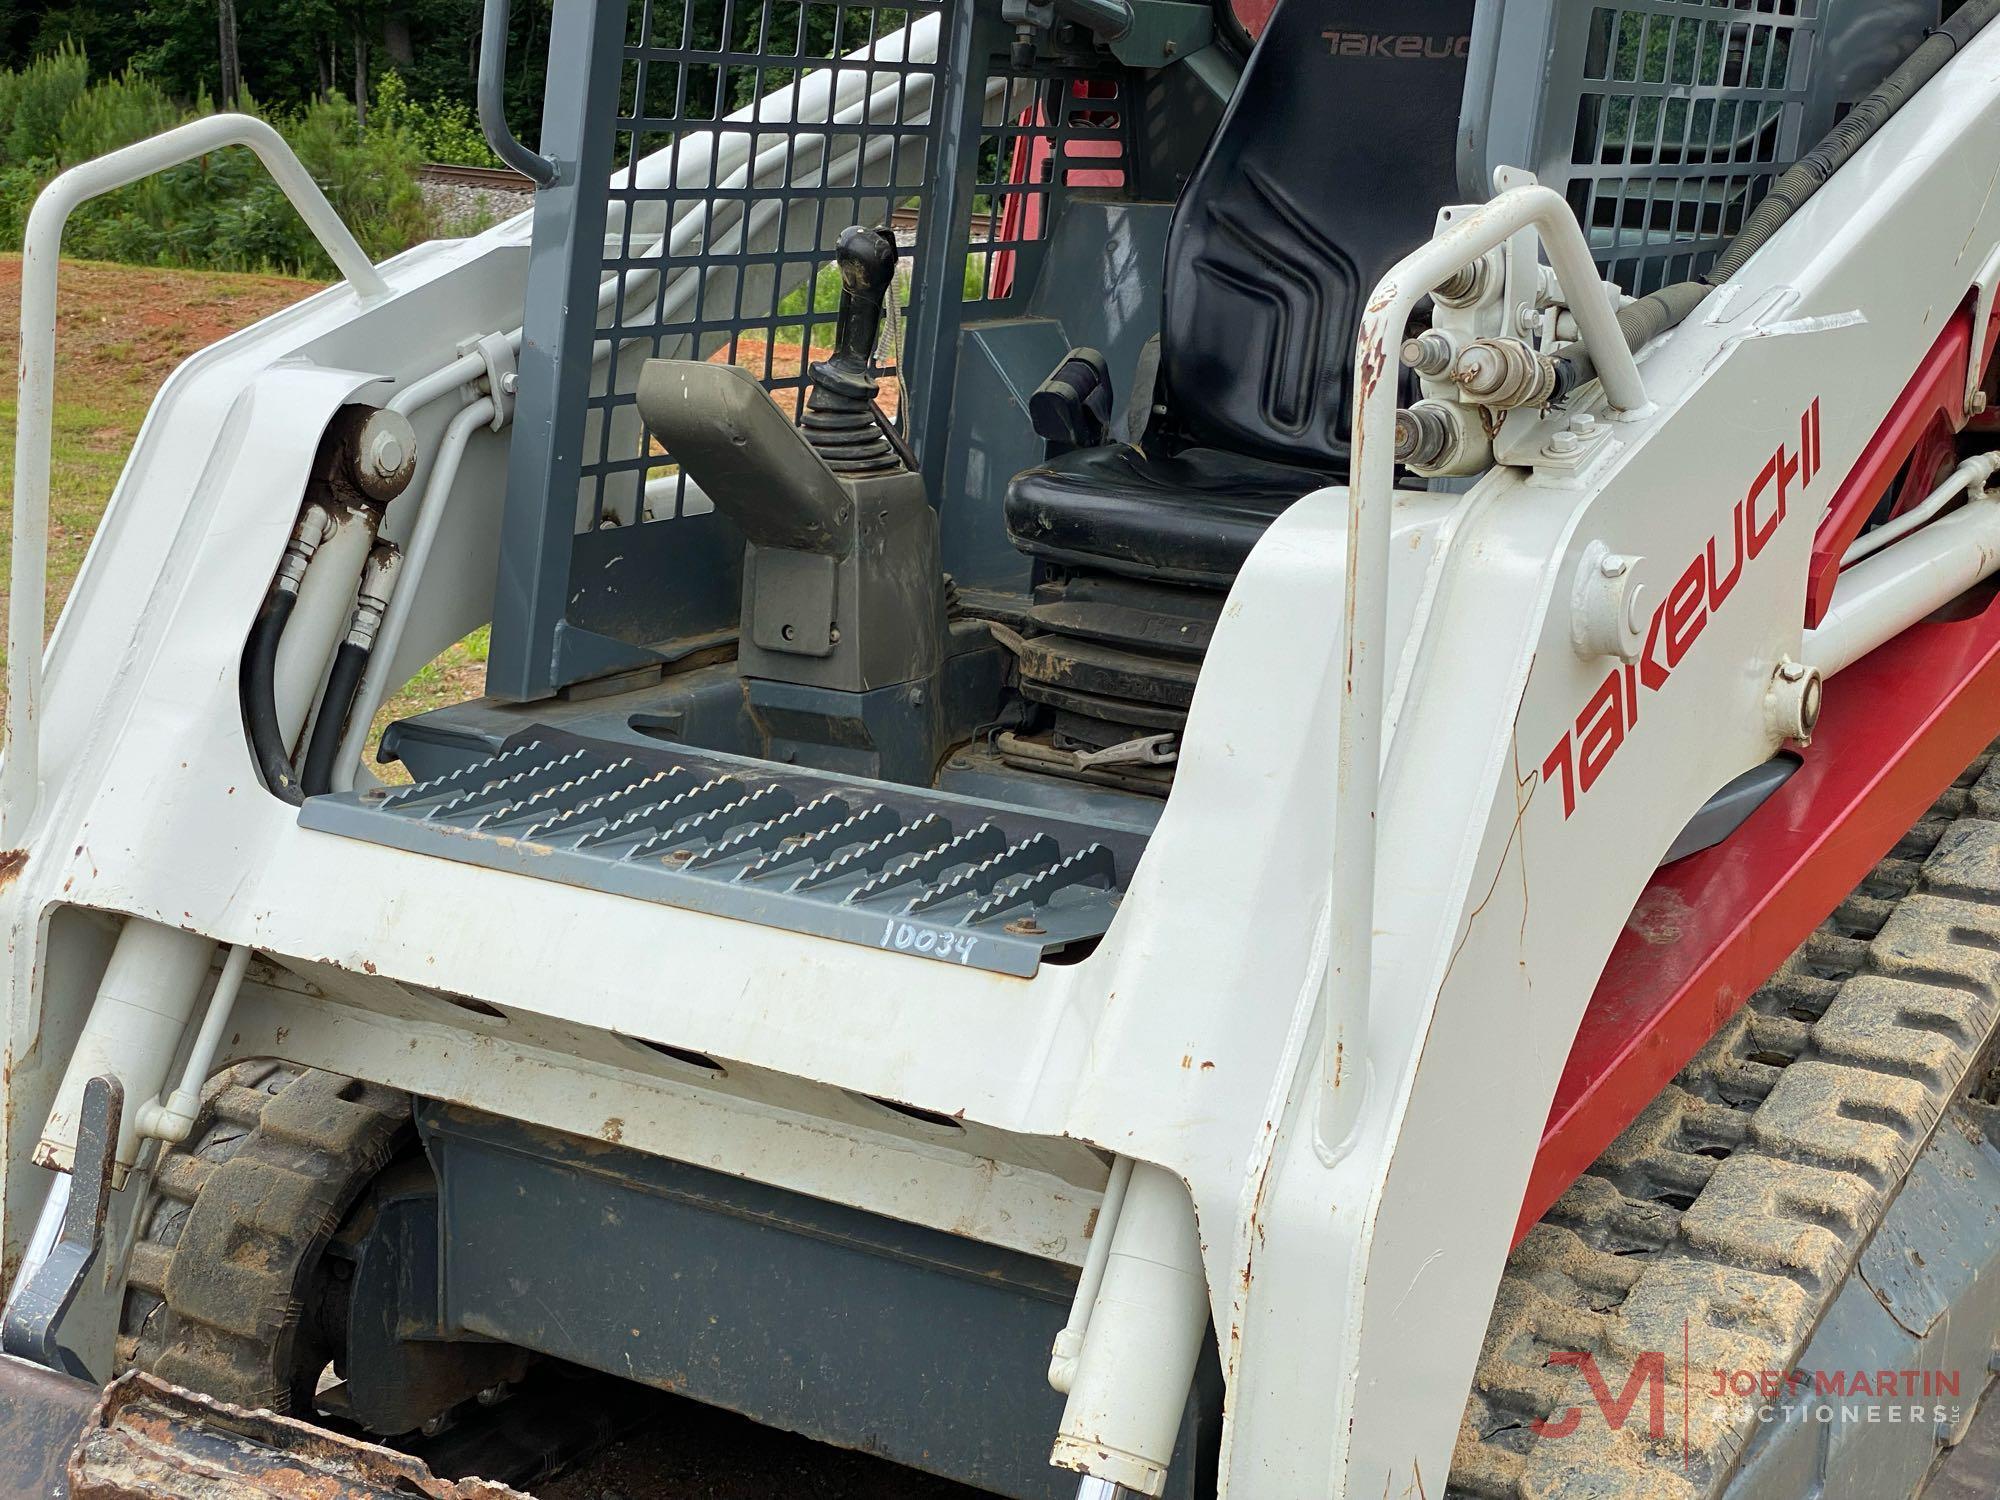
[241,590,305,805]
[300,640,369,798]
[1554,0,2000,399]
[1713,0,2000,284]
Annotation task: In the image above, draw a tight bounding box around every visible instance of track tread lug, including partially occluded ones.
[120,1061,410,1416]
[1449,745,2000,1499]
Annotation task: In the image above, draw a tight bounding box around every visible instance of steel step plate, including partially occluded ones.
[301,729,1147,977]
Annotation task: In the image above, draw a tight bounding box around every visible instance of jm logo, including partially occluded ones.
[1532,1351,1670,1442]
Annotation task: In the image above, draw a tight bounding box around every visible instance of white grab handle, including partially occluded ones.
[1320,184,1647,1150]
[3,114,388,844]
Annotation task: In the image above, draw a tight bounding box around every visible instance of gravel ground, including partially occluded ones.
[417,175,534,231]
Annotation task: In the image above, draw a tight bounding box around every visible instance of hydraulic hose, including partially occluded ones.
[1714,0,2000,283]
[300,639,369,797]
[309,540,401,794]
[1554,0,2000,396]
[241,590,305,805]
[241,498,379,805]
[334,398,493,790]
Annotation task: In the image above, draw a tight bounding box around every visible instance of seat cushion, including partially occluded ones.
[1005,443,1332,587]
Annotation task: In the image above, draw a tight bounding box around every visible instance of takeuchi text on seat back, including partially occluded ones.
[1155,0,1475,473]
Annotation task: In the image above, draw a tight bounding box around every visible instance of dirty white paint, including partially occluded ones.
[3,20,2000,1500]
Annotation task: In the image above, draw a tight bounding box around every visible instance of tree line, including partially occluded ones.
[0,0,551,141]
[0,0,898,147]
[0,0,915,277]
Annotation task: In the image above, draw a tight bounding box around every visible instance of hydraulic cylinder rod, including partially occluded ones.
[1049,1156,1136,1394]
[1049,1164,1209,1497]
[34,925,216,1177]
[36,510,375,1178]
[1805,483,2000,678]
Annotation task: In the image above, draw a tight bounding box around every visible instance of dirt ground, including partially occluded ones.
[0,253,319,671]
[0,253,489,753]
[535,1388,987,1499]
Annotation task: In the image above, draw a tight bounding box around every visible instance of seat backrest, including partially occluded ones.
[1157,0,1475,472]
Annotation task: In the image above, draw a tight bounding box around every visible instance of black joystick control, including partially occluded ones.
[804,225,904,475]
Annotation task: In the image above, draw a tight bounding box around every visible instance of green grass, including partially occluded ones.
[364,625,489,784]
[0,388,144,652]
[771,255,992,347]
[0,255,325,677]
[773,261,844,347]
[0,254,490,780]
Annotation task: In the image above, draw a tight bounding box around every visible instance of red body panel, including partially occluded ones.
[1519,589,2000,1243]
[1804,308,1987,627]
[1521,305,2000,1244]
[989,90,1126,300]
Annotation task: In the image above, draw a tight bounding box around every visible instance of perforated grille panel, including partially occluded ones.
[583,0,946,530]
[1563,1,1820,293]
[574,5,1135,532]
[489,0,1137,701]
[1464,0,1830,296]
[970,70,1130,301]
[303,728,1146,976]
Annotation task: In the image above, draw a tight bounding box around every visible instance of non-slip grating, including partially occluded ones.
[1461,0,1852,295]
[300,729,1146,977]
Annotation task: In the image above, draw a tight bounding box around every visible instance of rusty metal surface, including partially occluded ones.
[415,162,536,193]
[0,1353,97,1497]
[67,1372,532,1499]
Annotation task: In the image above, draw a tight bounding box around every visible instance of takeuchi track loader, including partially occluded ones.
[13,0,2000,1495]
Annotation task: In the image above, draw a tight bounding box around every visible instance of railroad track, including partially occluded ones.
[418,161,538,193]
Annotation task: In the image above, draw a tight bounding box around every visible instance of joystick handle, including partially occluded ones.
[804,225,906,475]
[821,226,898,392]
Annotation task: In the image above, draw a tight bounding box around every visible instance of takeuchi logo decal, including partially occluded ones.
[1533,1337,1964,1469]
[1320,29,1470,58]
[1543,399,1823,820]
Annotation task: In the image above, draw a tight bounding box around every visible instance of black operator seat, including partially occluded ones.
[1004,0,1477,586]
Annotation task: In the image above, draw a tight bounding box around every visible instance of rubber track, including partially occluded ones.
[117,1060,410,1413]
[1447,747,2000,1500]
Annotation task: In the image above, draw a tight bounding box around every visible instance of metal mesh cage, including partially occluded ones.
[584,0,947,530]
[581,3,1130,529]
[491,0,1134,701]
[1567,0,1820,292]
[1463,0,1826,294]
[966,68,1131,301]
